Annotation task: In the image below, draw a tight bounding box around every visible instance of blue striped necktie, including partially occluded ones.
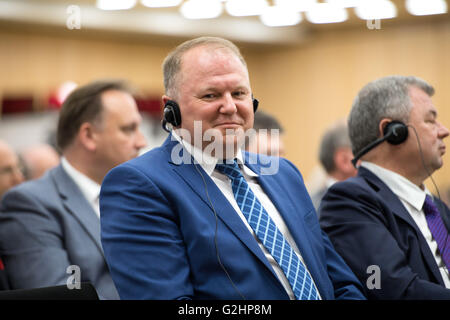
[215,160,320,300]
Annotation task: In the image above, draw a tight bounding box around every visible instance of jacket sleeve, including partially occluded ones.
[100,163,193,300]
[0,189,72,289]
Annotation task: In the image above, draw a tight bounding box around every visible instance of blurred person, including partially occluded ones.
[311,120,357,211]
[20,144,60,180]
[320,76,450,299]
[100,36,365,300]
[0,140,24,199]
[0,80,146,299]
[0,140,24,291]
[246,110,286,157]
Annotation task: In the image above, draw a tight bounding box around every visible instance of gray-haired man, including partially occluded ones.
[320,75,450,299]
[311,120,357,211]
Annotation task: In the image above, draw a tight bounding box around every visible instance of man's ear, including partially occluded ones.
[378,118,393,138]
[78,122,97,152]
[334,148,348,172]
[162,95,172,106]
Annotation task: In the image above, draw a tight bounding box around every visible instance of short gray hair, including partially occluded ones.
[162,36,247,99]
[348,75,434,155]
[319,121,351,173]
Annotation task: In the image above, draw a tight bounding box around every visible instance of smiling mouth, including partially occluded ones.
[215,123,242,128]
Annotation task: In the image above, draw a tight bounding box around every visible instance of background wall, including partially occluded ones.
[246,19,450,192]
[1,19,450,193]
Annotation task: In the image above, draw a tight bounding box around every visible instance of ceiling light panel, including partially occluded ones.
[406,0,448,16]
[180,0,223,19]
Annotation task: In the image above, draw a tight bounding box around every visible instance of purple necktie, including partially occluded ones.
[423,195,450,271]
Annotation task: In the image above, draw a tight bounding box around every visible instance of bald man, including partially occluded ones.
[20,144,60,180]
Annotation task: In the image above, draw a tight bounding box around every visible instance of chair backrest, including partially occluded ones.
[0,282,99,300]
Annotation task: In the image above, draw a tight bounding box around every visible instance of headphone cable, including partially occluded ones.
[408,125,448,255]
[192,159,246,300]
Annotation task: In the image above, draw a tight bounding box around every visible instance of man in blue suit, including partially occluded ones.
[320,76,450,299]
[0,80,147,299]
[100,37,365,300]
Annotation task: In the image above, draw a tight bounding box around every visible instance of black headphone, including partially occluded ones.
[351,120,408,167]
[162,98,259,132]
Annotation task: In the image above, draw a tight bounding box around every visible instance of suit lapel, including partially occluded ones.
[51,165,103,254]
[360,167,444,284]
[164,139,284,286]
[247,161,328,295]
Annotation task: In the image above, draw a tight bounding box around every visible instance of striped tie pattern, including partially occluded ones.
[423,195,450,271]
[216,160,320,300]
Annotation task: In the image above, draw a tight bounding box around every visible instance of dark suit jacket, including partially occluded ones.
[100,136,365,300]
[311,187,328,213]
[0,165,119,300]
[319,166,450,299]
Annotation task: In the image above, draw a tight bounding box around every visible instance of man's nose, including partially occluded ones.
[219,94,237,114]
[135,130,147,150]
[12,166,24,184]
[438,121,450,139]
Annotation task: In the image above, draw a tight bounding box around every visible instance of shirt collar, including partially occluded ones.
[325,176,338,188]
[360,161,431,211]
[61,157,101,205]
[171,131,258,178]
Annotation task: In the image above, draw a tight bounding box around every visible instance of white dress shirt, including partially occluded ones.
[172,132,321,300]
[61,157,101,218]
[361,161,450,288]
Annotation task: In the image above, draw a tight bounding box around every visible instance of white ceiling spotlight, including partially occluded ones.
[325,0,359,8]
[305,2,348,24]
[180,0,223,19]
[96,0,137,10]
[141,0,183,8]
[260,6,302,27]
[225,0,269,17]
[354,0,397,20]
[273,0,316,12]
[406,0,448,16]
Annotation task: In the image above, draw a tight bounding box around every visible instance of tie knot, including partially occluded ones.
[423,195,439,216]
[215,160,243,181]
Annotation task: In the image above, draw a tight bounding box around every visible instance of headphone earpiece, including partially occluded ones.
[383,120,408,145]
[162,100,181,132]
[351,120,408,166]
[252,98,259,112]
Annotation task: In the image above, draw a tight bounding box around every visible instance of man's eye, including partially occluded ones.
[233,91,246,98]
[121,124,137,133]
[202,94,216,99]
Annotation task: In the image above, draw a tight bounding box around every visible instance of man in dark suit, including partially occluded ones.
[100,36,365,300]
[0,80,147,299]
[320,75,450,299]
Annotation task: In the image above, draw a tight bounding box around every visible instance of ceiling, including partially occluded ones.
[0,0,449,46]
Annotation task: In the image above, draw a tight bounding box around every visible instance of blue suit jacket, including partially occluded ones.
[319,167,450,299]
[0,165,119,300]
[100,136,365,300]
